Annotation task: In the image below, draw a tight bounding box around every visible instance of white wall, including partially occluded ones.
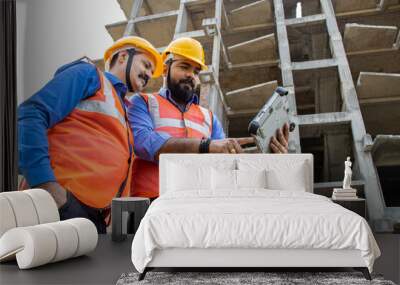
[16,0,125,104]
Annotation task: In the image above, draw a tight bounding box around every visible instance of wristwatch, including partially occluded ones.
[199,138,211,153]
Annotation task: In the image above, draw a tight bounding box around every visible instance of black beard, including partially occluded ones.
[167,72,199,105]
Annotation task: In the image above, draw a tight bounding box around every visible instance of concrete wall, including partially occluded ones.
[16,0,125,104]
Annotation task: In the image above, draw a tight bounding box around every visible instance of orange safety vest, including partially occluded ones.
[44,70,133,209]
[131,92,213,198]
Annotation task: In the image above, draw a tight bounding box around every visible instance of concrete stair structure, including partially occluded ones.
[94,0,400,235]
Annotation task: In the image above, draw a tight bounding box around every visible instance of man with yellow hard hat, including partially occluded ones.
[18,36,162,233]
[127,37,290,199]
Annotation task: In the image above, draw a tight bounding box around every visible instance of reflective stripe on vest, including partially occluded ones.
[76,75,126,127]
[146,93,212,137]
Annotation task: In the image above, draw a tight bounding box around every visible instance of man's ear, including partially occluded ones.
[117,50,128,64]
[162,64,168,77]
[162,64,169,87]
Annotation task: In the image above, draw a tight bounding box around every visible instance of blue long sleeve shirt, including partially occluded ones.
[18,59,128,187]
[127,88,226,162]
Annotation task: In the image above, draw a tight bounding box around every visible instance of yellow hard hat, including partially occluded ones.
[104,36,162,78]
[162,37,207,71]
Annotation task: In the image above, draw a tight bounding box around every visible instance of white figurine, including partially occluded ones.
[343,156,352,190]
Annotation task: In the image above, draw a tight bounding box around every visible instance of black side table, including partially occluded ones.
[331,197,366,218]
[111,197,150,242]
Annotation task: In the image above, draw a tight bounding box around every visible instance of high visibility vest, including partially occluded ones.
[131,92,212,198]
[46,70,133,209]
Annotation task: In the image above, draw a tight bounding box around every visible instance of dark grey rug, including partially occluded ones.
[116,272,396,285]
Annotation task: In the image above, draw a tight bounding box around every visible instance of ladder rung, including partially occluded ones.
[285,14,326,28]
[292,59,337,71]
[297,112,351,126]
